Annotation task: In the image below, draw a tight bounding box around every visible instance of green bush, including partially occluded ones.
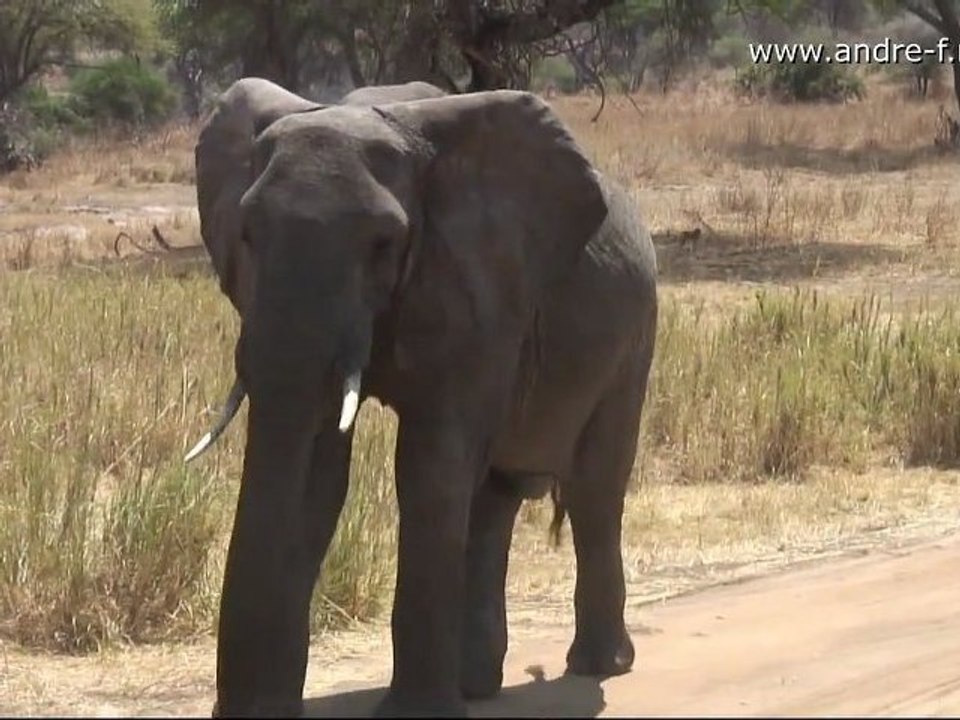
[69,58,176,127]
[0,86,93,169]
[531,56,578,94]
[0,102,67,172]
[21,85,89,132]
[709,33,750,69]
[735,62,865,103]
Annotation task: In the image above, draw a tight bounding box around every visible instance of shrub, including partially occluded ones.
[531,56,579,94]
[21,85,90,132]
[709,33,750,69]
[69,58,177,127]
[735,62,865,103]
[0,86,93,171]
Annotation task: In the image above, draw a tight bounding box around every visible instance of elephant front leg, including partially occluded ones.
[215,412,351,717]
[460,471,522,700]
[376,419,484,718]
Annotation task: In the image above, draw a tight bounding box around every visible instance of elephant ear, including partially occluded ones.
[376,90,608,370]
[195,77,323,315]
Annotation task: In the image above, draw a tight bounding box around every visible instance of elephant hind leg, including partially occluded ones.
[460,470,524,700]
[563,352,651,678]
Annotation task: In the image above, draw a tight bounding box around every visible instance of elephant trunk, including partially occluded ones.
[184,315,370,463]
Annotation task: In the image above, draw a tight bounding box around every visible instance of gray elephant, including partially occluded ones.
[187,76,658,717]
[340,80,448,106]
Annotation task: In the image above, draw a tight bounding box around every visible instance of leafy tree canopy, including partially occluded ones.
[0,0,163,105]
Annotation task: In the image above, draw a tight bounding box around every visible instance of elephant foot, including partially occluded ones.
[565,628,635,678]
[373,690,468,718]
[460,660,503,701]
[211,697,303,718]
[460,613,507,701]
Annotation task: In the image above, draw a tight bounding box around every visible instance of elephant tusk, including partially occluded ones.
[338,371,362,432]
[184,377,247,462]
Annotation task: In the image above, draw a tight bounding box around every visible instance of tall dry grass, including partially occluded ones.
[553,78,960,251]
[0,267,399,650]
[0,267,233,651]
[645,290,960,484]
[1,121,197,192]
[5,268,960,650]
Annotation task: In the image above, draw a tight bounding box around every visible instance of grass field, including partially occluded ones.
[3,74,960,656]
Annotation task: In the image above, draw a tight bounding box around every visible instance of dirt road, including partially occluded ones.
[3,531,958,717]
[307,532,960,718]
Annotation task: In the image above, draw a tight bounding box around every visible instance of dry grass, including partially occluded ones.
[0,269,397,650]
[2,122,196,191]
[0,269,234,651]
[0,121,199,270]
[3,71,960,657]
[645,289,960,483]
[555,77,960,258]
[504,464,960,609]
[5,272,960,652]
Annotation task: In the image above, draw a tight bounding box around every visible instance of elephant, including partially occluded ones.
[340,80,448,106]
[186,76,658,717]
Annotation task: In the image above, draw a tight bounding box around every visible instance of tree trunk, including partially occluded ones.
[902,2,960,110]
[174,51,204,119]
[952,51,960,116]
[389,4,443,85]
[241,1,301,92]
[339,29,367,89]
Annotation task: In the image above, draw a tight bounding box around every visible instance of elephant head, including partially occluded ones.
[186,81,606,461]
[185,79,446,461]
[194,78,322,318]
[196,80,448,319]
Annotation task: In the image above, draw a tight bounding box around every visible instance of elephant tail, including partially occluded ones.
[549,481,566,548]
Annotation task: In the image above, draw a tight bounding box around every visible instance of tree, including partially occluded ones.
[621,0,721,91]
[875,1,960,113]
[812,0,872,34]
[0,0,161,106]
[157,0,621,97]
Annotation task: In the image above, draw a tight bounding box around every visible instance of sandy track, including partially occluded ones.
[307,532,960,718]
[3,531,958,717]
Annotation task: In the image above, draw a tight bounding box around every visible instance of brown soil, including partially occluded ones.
[3,527,958,717]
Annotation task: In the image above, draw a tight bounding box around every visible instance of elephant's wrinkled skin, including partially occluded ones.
[191,77,658,718]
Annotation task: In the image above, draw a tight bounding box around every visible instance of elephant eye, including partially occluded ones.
[370,236,392,258]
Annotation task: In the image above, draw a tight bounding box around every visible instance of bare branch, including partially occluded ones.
[474,0,618,47]
[151,225,173,252]
[114,226,174,258]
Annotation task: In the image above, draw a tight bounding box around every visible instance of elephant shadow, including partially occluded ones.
[303,666,606,718]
